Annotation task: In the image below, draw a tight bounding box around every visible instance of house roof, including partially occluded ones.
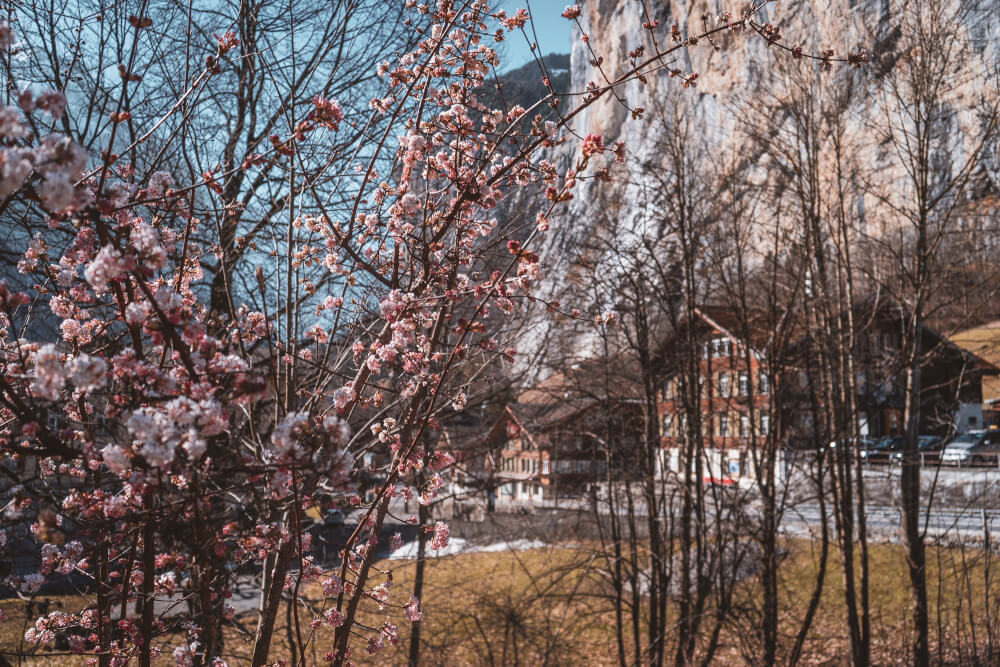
[478,356,644,449]
[950,321,1000,373]
[675,299,1000,376]
[655,304,774,361]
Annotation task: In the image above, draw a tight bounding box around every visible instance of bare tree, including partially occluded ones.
[868,3,1000,663]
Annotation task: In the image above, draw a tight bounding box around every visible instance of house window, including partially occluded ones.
[758,371,769,395]
[718,373,730,398]
[542,459,550,474]
[662,414,672,436]
[738,372,749,397]
[701,343,710,360]
[740,414,750,439]
[663,378,673,400]
[719,414,729,438]
[760,413,770,437]
[711,337,731,358]
[798,371,809,389]
[970,415,979,427]
[856,372,867,395]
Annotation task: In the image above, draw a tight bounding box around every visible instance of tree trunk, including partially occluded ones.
[902,330,930,667]
[407,501,430,666]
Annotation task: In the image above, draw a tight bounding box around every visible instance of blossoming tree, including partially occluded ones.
[0,1,828,664]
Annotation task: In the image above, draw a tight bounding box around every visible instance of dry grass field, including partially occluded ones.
[3,538,998,665]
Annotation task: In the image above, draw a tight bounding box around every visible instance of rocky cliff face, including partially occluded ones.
[516,0,999,376]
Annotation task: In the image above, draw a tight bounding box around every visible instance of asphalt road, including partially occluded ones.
[780,502,1000,540]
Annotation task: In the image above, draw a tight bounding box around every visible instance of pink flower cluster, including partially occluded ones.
[430,521,450,550]
[126,397,228,468]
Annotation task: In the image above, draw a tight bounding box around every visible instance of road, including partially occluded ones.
[780,503,1000,540]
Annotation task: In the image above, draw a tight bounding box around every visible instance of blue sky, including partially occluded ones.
[497,0,573,71]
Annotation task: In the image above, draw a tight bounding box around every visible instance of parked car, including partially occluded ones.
[860,435,903,463]
[830,437,877,456]
[940,430,1000,465]
[889,435,944,464]
[857,437,882,462]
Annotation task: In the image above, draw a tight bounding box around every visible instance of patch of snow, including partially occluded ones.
[389,537,468,559]
[472,539,546,553]
[388,537,548,559]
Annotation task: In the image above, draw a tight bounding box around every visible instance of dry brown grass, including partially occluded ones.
[3,538,1000,665]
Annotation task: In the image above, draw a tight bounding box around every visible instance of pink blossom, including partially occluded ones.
[148,170,175,195]
[321,575,343,596]
[173,642,199,667]
[31,344,68,399]
[131,222,167,269]
[21,573,45,594]
[100,445,131,475]
[581,133,604,159]
[125,301,150,325]
[399,193,421,216]
[506,105,526,122]
[310,96,344,131]
[0,148,34,196]
[333,385,356,410]
[69,353,106,391]
[271,412,309,457]
[35,91,67,119]
[407,134,426,152]
[428,450,455,471]
[561,4,581,19]
[322,415,352,447]
[84,245,128,292]
[404,595,422,622]
[13,89,31,112]
[38,172,74,211]
[35,134,88,179]
[0,107,29,140]
[324,608,344,627]
[430,521,449,550]
[0,21,12,50]
[319,295,343,311]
